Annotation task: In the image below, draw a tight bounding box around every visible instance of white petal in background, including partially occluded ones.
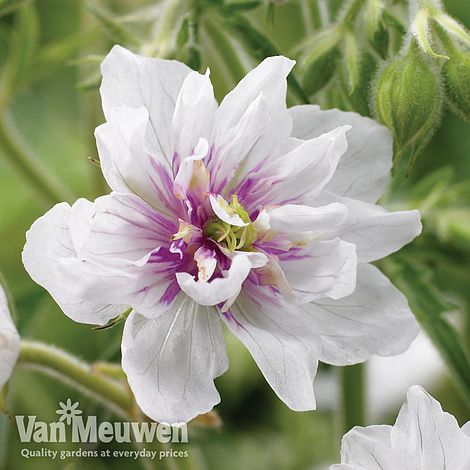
[121,295,228,424]
[331,386,470,470]
[0,285,20,387]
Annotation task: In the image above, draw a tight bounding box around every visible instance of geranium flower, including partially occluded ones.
[331,385,470,469]
[0,284,20,387]
[23,46,421,424]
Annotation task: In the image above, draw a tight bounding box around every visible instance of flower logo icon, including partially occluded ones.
[56,399,82,425]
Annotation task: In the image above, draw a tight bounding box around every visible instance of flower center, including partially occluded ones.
[203,195,256,252]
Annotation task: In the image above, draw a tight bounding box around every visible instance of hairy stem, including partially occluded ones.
[18,340,132,419]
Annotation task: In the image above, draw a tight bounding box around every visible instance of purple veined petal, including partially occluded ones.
[59,243,195,320]
[171,70,217,174]
[314,191,422,263]
[277,238,357,302]
[121,296,228,424]
[236,126,350,209]
[290,105,393,203]
[95,106,185,219]
[100,45,191,159]
[0,285,20,388]
[209,93,269,195]
[221,283,321,411]
[305,263,419,366]
[83,192,177,263]
[22,201,127,326]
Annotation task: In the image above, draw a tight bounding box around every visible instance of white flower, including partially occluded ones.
[0,284,20,388]
[23,46,421,424]
[331,385,470,470]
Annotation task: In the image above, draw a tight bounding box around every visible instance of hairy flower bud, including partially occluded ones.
[372,42,443,163]
[442,49,470,122]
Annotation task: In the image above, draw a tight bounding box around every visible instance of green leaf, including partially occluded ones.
[220,11,309,103]
[299,28,342,95]
[0,2,39,101]
[86,3,140,48]
[34,32,96,82]
[0,0,31,18]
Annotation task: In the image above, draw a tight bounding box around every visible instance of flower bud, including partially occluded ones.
[372,42,443,163]
[300,28,342,95]
[442,49,470,122]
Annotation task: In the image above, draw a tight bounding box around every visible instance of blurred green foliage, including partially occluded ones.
[0,0,470,469]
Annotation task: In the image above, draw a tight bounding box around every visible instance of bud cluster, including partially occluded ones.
[296,0,470,169]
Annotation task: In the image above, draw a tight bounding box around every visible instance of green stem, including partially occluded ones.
[339,363,366,435]
[339,0,367,27]
[0,111,75,207]
[18,340,132,419]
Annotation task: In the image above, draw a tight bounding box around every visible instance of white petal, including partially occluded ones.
[100,45,191,158]
[176,253,266,306]
[339,425,398,470]
[121,297,228,423]
[290,105,392,203]
[259,126,350,206]
[316,192,422,263]
[0,285,20,387]
[171,71,217,171]
[279,238,357,302]
[95,106,182,217]
[267,203,347,233]
[222,285,320,411]
[216,56,294,140]
[209,194,248,227]
[22,202,125,326]
[462,421,470,436]
[210,93,269,193]
[329,466,357,470]
[194,246,217,282]
[173,138,210,202]
[391,385,470,469]
[84,192,175,262]
[305,264,419,365]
